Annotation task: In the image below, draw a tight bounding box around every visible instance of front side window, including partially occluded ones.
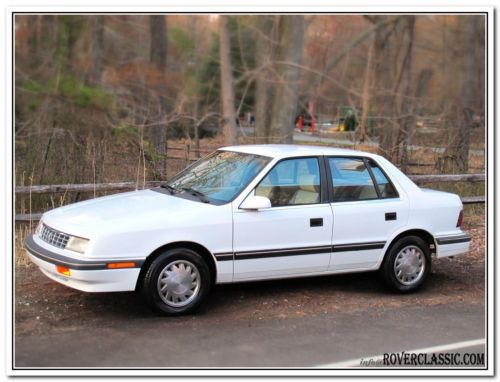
[255,157,321,207]
[166,151,270,203]
[329,157,378,202]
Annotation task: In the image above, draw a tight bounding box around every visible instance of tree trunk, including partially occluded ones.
[149,15,168,177]
[254,16,277,143]
[369,16,398,159]
[219,16,238,146]
[150,15,167,73]
[395,16,415,172]
[88,16,105,85]
[192,17,201,157]
[269,15,305,143]
[440,16,479,173]
[359,35,375,143]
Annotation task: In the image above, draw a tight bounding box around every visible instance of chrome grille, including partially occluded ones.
[38,223,70,249]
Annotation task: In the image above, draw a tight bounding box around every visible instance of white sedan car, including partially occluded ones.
[25,145,470,315]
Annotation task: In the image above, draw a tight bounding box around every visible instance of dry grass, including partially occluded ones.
[14,224,35,269]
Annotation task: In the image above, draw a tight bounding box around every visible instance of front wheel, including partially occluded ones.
[381,236,431,293]
[140,248,211,315]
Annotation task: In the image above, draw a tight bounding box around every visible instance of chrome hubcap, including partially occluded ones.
[394,245,425,285]
[157,260,200,307]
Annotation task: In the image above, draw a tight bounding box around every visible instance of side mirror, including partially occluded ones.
[240,195,272,211]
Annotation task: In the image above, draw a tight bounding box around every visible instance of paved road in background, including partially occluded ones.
[293,131,485,156]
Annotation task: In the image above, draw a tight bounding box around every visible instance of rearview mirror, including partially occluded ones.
[240,195,272,211]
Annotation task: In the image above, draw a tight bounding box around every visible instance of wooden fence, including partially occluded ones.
[14,173,485,223]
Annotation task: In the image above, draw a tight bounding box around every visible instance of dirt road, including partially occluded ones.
[14,217,486,368]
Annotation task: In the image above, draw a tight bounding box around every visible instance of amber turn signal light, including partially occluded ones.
[56,265,71,276]
[107,262,135,269]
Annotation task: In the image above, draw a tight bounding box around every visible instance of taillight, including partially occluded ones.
[456,210,463,227]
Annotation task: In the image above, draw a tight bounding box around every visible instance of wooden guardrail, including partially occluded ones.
[13,174,485,195]
[408,173,484,184]
[14,173,485,222]
[15,181,163,194]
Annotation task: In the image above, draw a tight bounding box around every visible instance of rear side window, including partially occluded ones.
[329,158,378,202]
[328,157,398,202]
[368,159,398,198]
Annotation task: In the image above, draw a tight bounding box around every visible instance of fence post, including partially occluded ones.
[184,144,190,167]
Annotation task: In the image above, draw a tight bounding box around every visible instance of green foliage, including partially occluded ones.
[20,76,113,109]
[111,121,140,139]
[198,16,257,114]
[169,26,195,61]
[22,80,44,93]
[110,122,161,163]
[56,16,86,65]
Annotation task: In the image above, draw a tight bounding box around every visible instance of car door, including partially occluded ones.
[327,156,409,271]
[232,156,333,281]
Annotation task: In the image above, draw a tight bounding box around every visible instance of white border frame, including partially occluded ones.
[3,4,494,377]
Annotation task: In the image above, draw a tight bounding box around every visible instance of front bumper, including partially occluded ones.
[435,233,471,258]
[24,235,143,292]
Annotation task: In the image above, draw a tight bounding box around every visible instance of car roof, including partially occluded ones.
[220,144,378,160]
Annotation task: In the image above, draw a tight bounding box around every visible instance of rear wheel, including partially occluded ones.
[141,248,211,315]
[381,236,431,293]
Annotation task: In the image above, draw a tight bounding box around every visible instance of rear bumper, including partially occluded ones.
[24,235,142,292]
[435,233,471,258]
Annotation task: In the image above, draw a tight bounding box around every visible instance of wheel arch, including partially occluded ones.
[136,241,218,290]
[380,228,436,268]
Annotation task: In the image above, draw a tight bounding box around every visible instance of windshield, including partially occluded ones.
[165,150,271,204]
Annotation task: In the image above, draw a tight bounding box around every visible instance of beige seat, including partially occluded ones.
[255,186,273,199]
[290,174,319,204]
[358,184,378,199]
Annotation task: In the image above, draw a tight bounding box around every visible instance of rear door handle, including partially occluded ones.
[385,212,397,221]
[310,218,323,227]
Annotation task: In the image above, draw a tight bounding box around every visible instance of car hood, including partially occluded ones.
[42,189,217,237]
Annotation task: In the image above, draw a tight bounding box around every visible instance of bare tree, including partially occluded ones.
[150,15,167,72]
[87,16,105,85]
[366,15,417,165]
[269,15,305,143]
[440,16,481,173]
[358,35,375,143]
[219,16,238,145]
[394,16,416,172]
[149,15,168,177]
[254,16,278,142]
[368,15,399,159]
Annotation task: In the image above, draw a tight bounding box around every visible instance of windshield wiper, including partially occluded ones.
[160,184,178,195]
[181,187,210,203]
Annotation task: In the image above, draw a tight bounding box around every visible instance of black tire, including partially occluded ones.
[381,235,431,293]
[140,248,211,315]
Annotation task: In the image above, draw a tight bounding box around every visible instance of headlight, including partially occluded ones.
[66,236,89,254]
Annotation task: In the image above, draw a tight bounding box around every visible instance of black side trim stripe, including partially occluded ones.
[214,241,386,261]
[236,246,332,260]
[24,235,144,270]
[214,253,233,261]
[436,234,471,245]
[332,242,386,252]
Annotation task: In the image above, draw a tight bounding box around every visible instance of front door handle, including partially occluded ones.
[310,218,323,227]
